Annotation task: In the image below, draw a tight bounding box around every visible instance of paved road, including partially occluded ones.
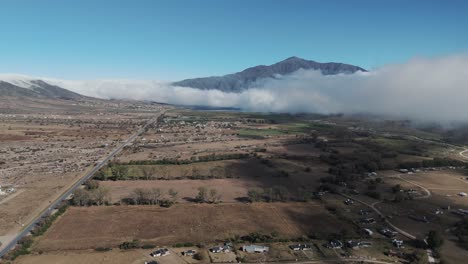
[0,114,161,258]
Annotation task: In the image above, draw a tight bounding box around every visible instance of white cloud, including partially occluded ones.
[4,53,468,123]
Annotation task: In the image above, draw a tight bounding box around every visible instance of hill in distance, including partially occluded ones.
[0,76,84,100]
[172,56,367,92]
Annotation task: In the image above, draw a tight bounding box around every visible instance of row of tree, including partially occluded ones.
[195,187,221,203]
[72,187,110,206]
[121,187,178,207]
[124,153,249,166]
[247,186,291,202]
[399,157,467,169]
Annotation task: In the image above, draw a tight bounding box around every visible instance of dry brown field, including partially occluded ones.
[34,202,351,251]
[0,97,165,248]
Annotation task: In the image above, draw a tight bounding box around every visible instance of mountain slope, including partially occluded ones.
[0,77,84,100]
[172,57,367,92]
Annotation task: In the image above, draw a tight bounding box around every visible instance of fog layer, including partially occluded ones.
[49,54,468,123]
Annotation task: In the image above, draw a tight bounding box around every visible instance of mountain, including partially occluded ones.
[0,76,84,100]
[172,57,367,92]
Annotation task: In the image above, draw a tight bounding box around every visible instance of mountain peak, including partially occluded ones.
[282,56,306,62]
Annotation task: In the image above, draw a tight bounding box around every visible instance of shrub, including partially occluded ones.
[173,242,194,248]
[95,247,112,252]
[119,239,140,250]
[141,244,156,249]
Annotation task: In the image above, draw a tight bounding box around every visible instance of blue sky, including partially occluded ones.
[1,0,467,80]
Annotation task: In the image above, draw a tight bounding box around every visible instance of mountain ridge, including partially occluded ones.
[172,57,367,92]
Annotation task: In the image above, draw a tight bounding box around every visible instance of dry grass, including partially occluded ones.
[34,202,350,251]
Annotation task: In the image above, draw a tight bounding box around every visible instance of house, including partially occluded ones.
[326,240,343,249]
[182,249,196,256]
[359,241,372,248]
[289,244,312,251]
[359,209,371,216]
[392,239,404,248]
[379,228,398,238]
[346,240,360,249]
[210,246,230,253]
[360,218,376,224]
[242,245,269,253]
[150,248,169,257]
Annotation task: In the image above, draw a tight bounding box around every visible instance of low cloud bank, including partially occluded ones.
[49,53,468,123]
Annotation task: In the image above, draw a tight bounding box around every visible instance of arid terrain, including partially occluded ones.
[2,104,468,264]
[0,96,167,254]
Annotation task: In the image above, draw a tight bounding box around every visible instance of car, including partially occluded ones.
[289,244,312,251]
[150,248,169,257]
[326,239,343,249]
[344,199,354,205]
[182,249,196,256]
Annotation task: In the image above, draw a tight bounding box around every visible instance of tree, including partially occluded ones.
[149,188,162,205]
[393,192,405,203]
[247,188,263,202]
[272,186,289,202]
[392,184,402,193]
[110,165,129,180]
[208,188,221,203]
[92,187,110,205]
[168,188,178,202]
[427,230,444,249]
[131,188,149,204]
[72,188,90,206]
[140,166,155,180]
[264,188,274,202]
[196,187,208,203]
[408,249,429,264]
[84,179,99,190]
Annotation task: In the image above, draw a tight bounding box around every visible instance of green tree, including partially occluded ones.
[247,188,263,202]
[427,230,444,249]
[111,165,129,180]
[392,184,402,193]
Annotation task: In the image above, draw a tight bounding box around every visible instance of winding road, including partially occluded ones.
[341,171,435,241]
[0,113,161,258]
[460,149,468,160]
